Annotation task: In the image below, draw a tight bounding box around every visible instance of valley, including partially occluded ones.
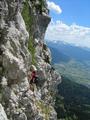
[47,41,90,87]
[47,41,90,120]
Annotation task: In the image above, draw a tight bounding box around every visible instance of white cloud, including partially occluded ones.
[45,20,90,48]
[47,1,62,14]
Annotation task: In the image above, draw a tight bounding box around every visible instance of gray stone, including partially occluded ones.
[0,104,8,120]
[0,0,61,120]
[33,14,51,41]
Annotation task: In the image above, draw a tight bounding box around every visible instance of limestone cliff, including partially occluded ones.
[0,0,61,120]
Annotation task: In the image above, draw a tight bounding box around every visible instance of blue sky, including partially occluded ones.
[46,0,90,48]
[49,0,90,27]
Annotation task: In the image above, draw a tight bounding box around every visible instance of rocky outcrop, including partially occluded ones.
[0,0,61,120]
[0,104,8,120]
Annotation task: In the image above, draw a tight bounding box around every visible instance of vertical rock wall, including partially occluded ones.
[0,0,61,120]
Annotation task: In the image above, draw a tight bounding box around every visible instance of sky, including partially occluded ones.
[45,0,90,48]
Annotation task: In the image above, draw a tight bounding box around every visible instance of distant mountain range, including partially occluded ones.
[47,41,90,63]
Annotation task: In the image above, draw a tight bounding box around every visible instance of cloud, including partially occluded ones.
[45,20,90,48]
[47,1,62,14]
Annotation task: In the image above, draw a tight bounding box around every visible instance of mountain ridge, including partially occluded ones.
[47,40,90,63]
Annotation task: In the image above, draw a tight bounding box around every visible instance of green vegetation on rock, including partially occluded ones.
[22,0,36,64]
[55,60,90,87]
[36,100,52,120]
[22,0,33,32]
[55,76,90,120]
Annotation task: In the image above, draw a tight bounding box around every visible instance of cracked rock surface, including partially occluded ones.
[0,0,61,120]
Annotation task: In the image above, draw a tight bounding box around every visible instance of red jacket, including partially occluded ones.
[31,71,36,80]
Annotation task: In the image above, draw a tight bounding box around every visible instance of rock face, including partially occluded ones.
[0,0,61,120]
[0,104,8,120]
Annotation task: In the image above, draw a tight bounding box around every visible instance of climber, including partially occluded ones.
[28,65,38,85]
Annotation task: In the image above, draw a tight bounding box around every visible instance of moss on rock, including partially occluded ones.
[22,0,33,33]
[36,100,52,120]
[22,0,36,64]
